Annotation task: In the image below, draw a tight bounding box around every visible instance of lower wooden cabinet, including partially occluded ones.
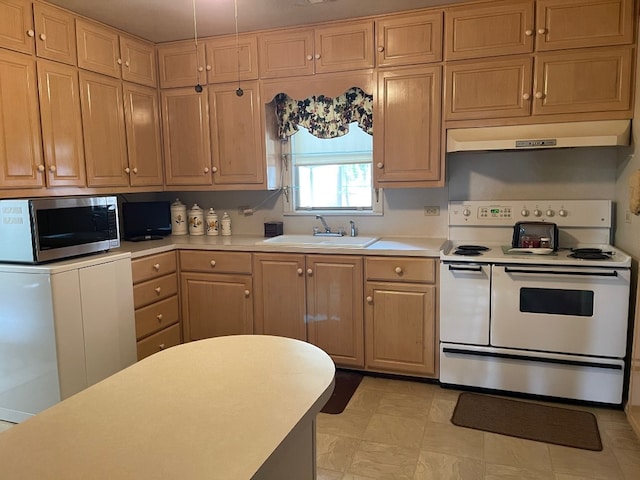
[364,257,438,377]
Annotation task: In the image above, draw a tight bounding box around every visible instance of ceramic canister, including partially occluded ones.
[206,208,219,236]
[188,203,205,235]
[170,198,187,235]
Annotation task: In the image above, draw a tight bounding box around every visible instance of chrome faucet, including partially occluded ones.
[349,220,357,237]
[316,215,331,233]
[313,215,344,237]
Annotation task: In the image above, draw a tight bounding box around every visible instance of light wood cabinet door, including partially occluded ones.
[79,71,129,187]
[123,83,163,187]
[208,81,264,187]
[33,2,76,65]
[444,0,534,60]
[374,65,442,187]
[120,35,157,87]
[161,87,212,186]
[76,18,121,78]
[306,255,364,368]
[205,34,258,83]
[0,49,43,189]
[365,282,436,377]
[0,0,34,55]
[314,20,374,74]
[375,11,443,67]
[444,56,533,120]
[181,272,253,341]
[258,28,314,79]
[157,41,205,88]
[535,0,634,52]
[253,253,307,341]
[37,60,86,187]
[532,46,633,116]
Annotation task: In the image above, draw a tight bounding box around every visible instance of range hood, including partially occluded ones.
[446,120,631,152]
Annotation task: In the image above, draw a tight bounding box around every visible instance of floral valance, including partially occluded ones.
[274,87,373,140]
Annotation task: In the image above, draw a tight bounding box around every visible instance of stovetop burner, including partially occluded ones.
[568,248,614,260]
[453,245,489,256]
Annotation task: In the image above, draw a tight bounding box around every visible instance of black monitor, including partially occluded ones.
[122,201,171,241]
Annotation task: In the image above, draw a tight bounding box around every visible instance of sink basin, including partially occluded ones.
[258,235,379,249]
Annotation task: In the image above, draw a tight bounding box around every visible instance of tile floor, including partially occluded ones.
[316,375,640,480]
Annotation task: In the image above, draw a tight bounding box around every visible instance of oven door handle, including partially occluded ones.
[503,267,618,277]
[448,265,484,272]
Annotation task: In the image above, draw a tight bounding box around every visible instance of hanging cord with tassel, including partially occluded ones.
[234,0,243,96]
[193,0,203,92]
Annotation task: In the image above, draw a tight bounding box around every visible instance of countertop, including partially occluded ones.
[0,335,335,479]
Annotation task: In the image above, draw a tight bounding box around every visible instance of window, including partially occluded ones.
[274,87,381,214]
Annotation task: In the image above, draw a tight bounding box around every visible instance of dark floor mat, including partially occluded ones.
[321,370,363,415]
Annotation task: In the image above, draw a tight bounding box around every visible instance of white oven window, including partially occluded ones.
[520,288,594,317]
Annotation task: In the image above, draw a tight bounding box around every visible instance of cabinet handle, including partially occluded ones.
[132,167,138,174]
[117,58,122,65]
[366,296,373,303]
[211,166,218,173]
[244,290,250,297]
[538,28,547,35]
[395,266,403,274]
[27,29,35,37]
[124,167,131,173]
[522,93,530,100]
[307,268,313,276]
[157,313,163,321]
[198,66,204,72]
[376,162,383,169]
[210,260,216,267]
[153,263,160,271]
[524,29,533,36]
[377,46,384,52]
[314,53,321,60]
[158,343,165,350]
[37,164,45,172]
[154,287,161,294]
[125,60,130,67]
[206,64,212,71]
[297,268,303,275]
[535,91,544,99]
[306,54,313,61]
[204,167,210,173]
[49,165,56,172]
[39,33,46,41]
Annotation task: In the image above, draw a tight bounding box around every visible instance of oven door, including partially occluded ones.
[491,265,630,357]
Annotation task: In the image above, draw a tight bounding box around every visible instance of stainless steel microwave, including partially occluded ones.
[0,196,120,264]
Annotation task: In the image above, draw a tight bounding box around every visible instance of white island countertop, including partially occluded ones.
[0,336,335,480]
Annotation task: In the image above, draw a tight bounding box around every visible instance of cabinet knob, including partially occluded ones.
[117,58,122,65]
[244,290,250,297]
[538,28,547,35]
[153,263,160,271]
[37,164,45,172]
[158,343,165,350]
[306,54,313,61]
[125,60,130,67]
[49,165,56,172]
[39,33,46,41]
[366,296,373,303]
[124,167,131,173]
[27,29,35,37]
[157,313,163,321]
[132,167,138,174]
[204,167,210,173]
[522,93,530,100]
[525,29,533,36]
[211,166,218,173]
[314,53,321,60]
[206,64,212,71]
[210,260,216,267]
[377,46,384,52]
[198,66,204,72]
[395,266,403,274]
[376,162,383,169]
[307,268,313,276]
[535,91,544,99]
[297,268,303,275]
[154,287,161,294]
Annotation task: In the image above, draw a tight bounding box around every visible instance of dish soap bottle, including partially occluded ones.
[206,208,218,236]
[221,212,232,236]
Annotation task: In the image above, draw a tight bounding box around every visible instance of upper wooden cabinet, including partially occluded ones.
[375,11,443,67]
[76,18,121,78]
[33,2,76,65]
[205,34,258,83]
[445,0,535,60]
[0,0,34,55]
[157,41,204,89]
[535,0,634,51]
[258,20,374,78]
[120,35,157,87]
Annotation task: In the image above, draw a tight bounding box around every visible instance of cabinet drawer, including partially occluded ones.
[136,323,181,361]
[179,250,252,274]
[135,295,180,340]
[365,257,436,283]
[131,251,177,284]
[133,273,178,308]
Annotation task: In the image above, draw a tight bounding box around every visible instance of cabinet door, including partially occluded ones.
[258,28,314,79]
[306,255,364,368]
[374,65,442,186]
[37,60,86,187]
[79,71,129,187]
[0,0,34,55]
[123,83,164,187]
[536,0,634,52]
[375,11,443,67]
[157,41,205,88]
[444,0,534,60]
[181,272,253,341]
[205,34,258,83]
[444,56,533,121]
[533,47,633,116]
[76,19,121,78]
[314,20,374,74]
[161,87,212,186]
[33,2,76,65]
[253,253,306,340]
[0,49,43,189]
[120,35,157,87]
[208,81,264,187]
[365,282,436,377]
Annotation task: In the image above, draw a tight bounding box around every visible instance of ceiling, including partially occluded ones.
[46,0,469,43]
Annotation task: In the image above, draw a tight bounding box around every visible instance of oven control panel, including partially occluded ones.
[450,200,612,227]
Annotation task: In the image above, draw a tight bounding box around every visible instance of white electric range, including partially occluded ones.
[439,200,631,405]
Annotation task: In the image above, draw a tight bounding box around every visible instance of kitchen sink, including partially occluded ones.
[257,235,379,248]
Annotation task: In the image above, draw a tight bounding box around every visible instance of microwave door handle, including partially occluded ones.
[503,267,618,277]
[448,265,484,272]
